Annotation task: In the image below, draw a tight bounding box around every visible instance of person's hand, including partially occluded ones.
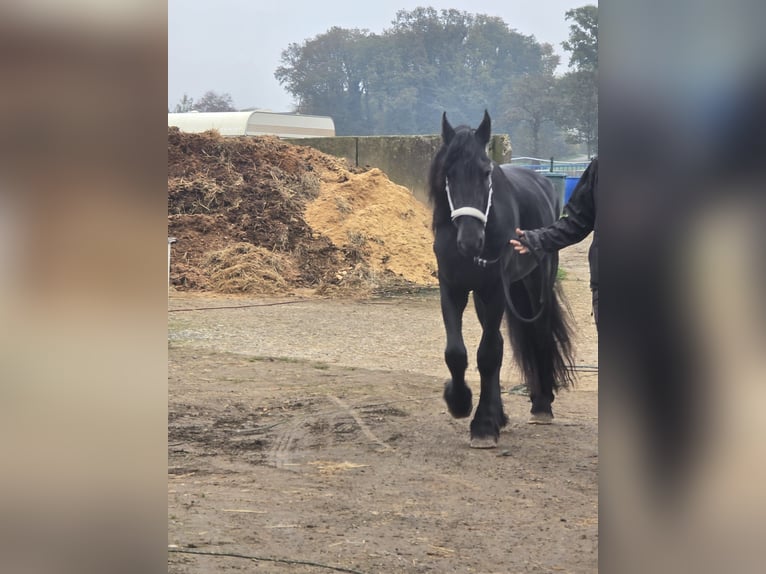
[509,228,530,254]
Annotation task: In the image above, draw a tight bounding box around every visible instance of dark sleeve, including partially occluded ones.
[522,161,596,253]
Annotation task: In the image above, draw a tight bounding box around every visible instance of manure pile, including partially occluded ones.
[168,128,437,296]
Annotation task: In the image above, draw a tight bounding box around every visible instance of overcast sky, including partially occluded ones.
[168,1,594,112]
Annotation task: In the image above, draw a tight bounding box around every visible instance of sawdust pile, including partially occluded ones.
[305,168,436,285]
[168,128,437,296]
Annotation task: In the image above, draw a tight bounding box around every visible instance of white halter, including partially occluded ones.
[445,172,494,226]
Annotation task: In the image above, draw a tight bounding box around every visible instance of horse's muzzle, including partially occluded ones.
[456,218,485,257]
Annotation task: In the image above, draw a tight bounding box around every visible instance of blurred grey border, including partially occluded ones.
[0,3,168,574]
[601,1,766,572]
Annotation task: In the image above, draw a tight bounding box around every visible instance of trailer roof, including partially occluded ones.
[168,111,335,138]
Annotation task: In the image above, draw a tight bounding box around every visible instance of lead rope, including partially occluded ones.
[501,238,549,324]
[473,236,548,324]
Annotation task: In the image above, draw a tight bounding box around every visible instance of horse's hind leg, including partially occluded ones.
[439,282,473,418]
[469,287,508,448]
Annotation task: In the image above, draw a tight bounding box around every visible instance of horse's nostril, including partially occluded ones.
[458,236,483,256]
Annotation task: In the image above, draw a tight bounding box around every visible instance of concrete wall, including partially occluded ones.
[285,134,512,205]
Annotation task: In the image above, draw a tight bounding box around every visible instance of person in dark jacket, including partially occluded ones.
[510,157,599,329]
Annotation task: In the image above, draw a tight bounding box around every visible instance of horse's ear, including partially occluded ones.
[475,110,491,145]
[441,112,455,145]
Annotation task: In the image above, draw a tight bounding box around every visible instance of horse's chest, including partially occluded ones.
[435,248,498,289]
[434,229,496,280]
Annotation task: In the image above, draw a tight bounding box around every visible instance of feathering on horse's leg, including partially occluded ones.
[439,282,473,419]
[469,288,508,448]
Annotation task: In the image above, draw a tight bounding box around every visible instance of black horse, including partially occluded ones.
[429,110,575,448]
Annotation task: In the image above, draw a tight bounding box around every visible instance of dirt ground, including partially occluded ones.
[168,240,598,573]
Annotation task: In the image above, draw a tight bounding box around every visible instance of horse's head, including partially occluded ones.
[441,110,494,258]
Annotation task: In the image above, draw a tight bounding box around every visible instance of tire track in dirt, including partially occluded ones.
[267,416,308,470]
[268,394,395,469]
[327,395,394,452]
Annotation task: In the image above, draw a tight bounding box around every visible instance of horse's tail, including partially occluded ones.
[503,257,576,402]
[546,280,577,391]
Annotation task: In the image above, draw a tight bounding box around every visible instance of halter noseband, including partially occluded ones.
[445,171,494,226]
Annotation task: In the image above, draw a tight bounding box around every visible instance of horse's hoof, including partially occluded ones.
[527,412,554,425]
[444,381,473,418]
[469,436,498,449]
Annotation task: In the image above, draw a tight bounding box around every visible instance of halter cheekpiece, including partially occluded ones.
[445,171,494,226]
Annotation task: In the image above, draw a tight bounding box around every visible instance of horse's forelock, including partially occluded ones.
[444,128,488,178]
[445,127,480,158]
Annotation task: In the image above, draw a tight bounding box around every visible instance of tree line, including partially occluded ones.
[172,5,597,158]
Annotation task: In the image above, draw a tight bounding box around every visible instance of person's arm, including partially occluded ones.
[511,161,596,254]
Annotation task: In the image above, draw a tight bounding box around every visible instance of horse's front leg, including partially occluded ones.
[440,282,472,418]
[470,286,508,448]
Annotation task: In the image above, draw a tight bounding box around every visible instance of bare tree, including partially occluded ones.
[173,91,236,113]
[193,91,236,112]
[173,93,195,112]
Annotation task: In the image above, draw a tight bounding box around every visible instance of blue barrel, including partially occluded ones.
[564,176,580,204]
